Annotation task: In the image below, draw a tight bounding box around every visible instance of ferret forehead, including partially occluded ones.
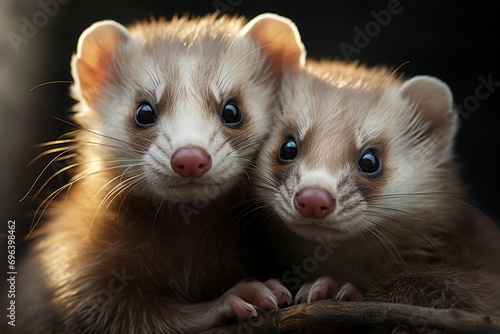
[129,15,246,60]
[306,60,402,90]
[281,74,369,135]
[278,71,398,172]
[356,86,413,142]
[129,15,245,43]
[129,32,263,99]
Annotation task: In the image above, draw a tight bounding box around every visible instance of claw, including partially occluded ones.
[218,279,292,320]
[264,278,293,305]
[335,282,362,302]
[296,276,338,304]
[295,281,312,304]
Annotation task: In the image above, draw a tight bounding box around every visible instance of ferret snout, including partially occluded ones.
[171,146,212,178]
[294,188,335,219]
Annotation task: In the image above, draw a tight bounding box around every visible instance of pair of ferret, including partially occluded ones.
[11,12,500,334]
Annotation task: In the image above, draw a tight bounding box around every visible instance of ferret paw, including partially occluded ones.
[218,279,292,319]
[295,276,338,304]
[264,278,294,306]
[295,277,362,304]
[335,281,362,302]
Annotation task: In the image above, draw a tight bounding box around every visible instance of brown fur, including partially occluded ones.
[25,180,255,333]
[13,14,305,334]
[253,60,500,331]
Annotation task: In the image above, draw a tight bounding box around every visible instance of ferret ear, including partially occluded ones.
[241,13,306,71]
[398,76,458,156]
[71,20,132,105]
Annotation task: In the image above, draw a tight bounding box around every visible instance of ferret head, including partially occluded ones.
[255,61,460,245]
[70,14,304,203]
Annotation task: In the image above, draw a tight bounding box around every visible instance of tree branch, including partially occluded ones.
[201,301,500,334]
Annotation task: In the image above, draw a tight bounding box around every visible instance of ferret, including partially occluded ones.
[253,60,500,330]
[11,13,306,334]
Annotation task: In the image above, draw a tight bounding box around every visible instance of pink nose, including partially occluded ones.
[171,147,211,178]
[294,188,335,219]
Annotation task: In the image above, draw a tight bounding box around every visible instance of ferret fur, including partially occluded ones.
[11,13,304,334]
[253,60,500,324]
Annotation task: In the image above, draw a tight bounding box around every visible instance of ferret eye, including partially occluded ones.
[221,100,243,126]
[278,138,298,162]
[358,150,381,175]
[135,104,157,127]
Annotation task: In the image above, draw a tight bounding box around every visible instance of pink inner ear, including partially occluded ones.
[73,21,131,105]
[244,15,305,72]
[76,57,110,103]
[266,27,304,68]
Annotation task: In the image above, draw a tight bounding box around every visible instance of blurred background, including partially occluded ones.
[0,0,499,263]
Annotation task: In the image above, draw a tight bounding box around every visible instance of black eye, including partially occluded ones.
[278,138,298,162]
[221,100,243,126]
[358,150,381,175]
[135,104,157,127]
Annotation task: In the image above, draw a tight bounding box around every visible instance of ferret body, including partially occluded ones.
[253,60,500,325]
[12,14,305,334]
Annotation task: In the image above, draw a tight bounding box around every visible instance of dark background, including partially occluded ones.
[1,0,499,260]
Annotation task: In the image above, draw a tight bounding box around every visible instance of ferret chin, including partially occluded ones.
[253,60,500,320]
[13,13,305,334]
